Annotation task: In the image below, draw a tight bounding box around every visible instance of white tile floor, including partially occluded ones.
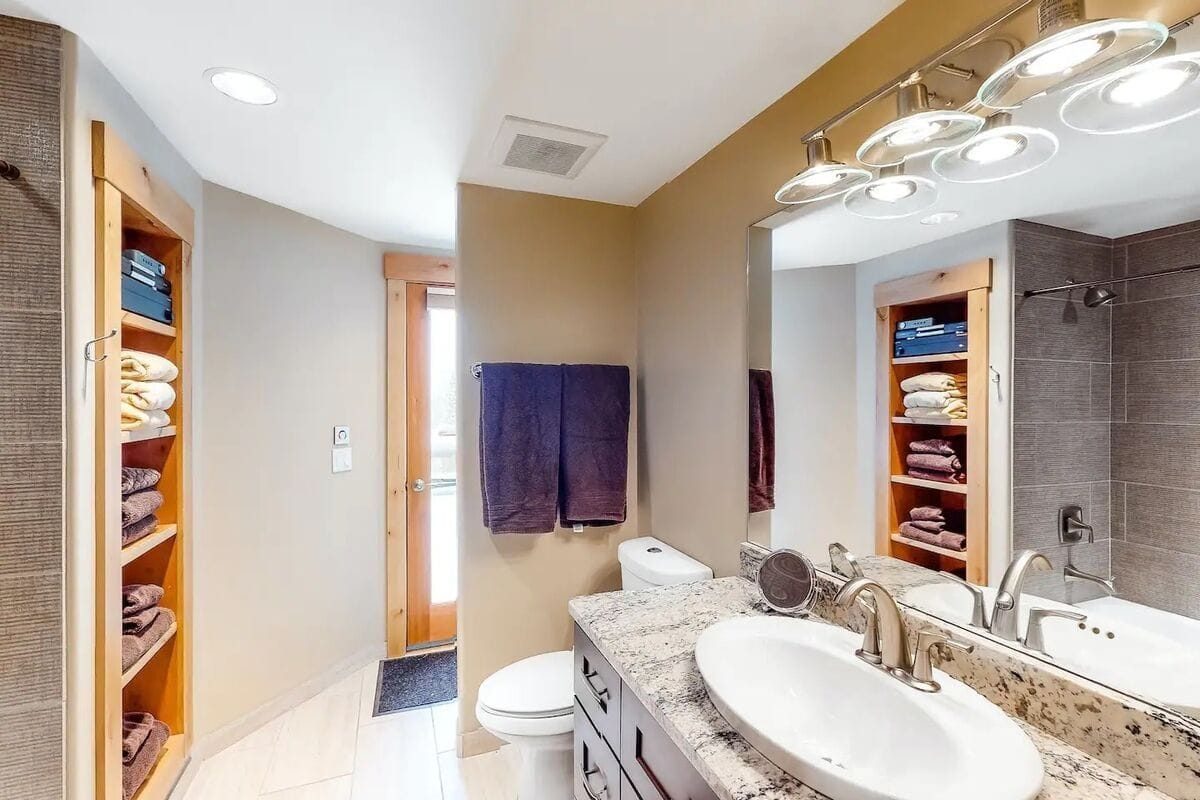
[182,661,519,800]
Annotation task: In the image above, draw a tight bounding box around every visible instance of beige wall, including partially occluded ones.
[456,183,637,751]
[195,183,387,738]
[632,0,1015,577]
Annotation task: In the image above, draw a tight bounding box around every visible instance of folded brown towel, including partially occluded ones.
[121,466,161,496]
[906,452,963,473]
[122,584,164,616]
[909,505,944,521]
[908,518,946,533]
[121,514,159,548]
[123,719,170,800]
[122,712,155,764]
[909,437,964,456]
[123,608,159,636]
[122,489,163,528]
[121,608,175,672]
[907,467,966,484]
[899,522,966,551]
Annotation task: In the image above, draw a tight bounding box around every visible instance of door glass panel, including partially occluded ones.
[428,303,457,605]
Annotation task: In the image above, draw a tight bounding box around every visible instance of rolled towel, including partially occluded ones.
[909,437,963,456]
[122,712,155,764]
[900,372,965,393]
[121,514,159,548]
[123,584,164,616]
[903,389,965,409]
[122,490,163,528]
[121,466,161,495]
[899,522,966,551]
[121,403,170,432]
[907,452,963,473]
[122,719,170,800]
[907,467,966,484]
[904,402,967,420]
[121,349,178,382]
[121,608,175,672]
[123,608,159,636]
[121,380,176,412]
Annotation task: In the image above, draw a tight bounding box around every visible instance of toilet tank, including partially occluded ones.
[618,536,713,590]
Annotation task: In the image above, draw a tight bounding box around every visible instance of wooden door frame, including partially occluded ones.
[384,253,455,657]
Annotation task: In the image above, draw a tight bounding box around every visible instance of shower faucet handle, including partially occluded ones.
[1058,505,1093,544]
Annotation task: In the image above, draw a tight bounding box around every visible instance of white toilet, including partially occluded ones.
[475,536,712,800]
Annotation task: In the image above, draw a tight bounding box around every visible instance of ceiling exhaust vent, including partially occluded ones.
[491,116,607,179]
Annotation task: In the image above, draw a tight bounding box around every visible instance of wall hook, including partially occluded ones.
[84,329,118,363]
[989,366,1001,385]
[0,159,20,181]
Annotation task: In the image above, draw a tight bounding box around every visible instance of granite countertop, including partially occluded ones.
[568,577,1172,800]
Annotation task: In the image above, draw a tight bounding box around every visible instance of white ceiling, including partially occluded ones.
[771,25,1200,270]
[4,0,903,249]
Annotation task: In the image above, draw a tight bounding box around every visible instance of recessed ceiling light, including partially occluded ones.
[921,211,961,226]
[204,67,278,105]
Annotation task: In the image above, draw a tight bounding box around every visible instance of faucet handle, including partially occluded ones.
[910,629,975,691]
[937,571,990,629]
[1022,608,1087,655]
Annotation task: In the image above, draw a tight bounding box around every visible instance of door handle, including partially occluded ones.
[412,478,426,492]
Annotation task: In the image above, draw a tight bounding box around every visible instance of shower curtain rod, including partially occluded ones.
[1022,262,1200,299]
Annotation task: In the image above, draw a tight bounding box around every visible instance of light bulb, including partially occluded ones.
[1106,64,1193,105]
[962,134,1026,164]
[1023,37,1105,76]
[866,179,917,203]
[886,120,945,147]
[799,169,843,187]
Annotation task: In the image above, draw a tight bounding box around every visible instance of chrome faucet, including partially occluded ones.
[1064,559,1115,595]
[836,578,911,674]
[990,549,1053,642]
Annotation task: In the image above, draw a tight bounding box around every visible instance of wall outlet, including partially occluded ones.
[333,426,351,446]
[332,447,353,473]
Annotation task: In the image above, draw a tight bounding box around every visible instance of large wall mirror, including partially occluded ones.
[748,0,1200,722]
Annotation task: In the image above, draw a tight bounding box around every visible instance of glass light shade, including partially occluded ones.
[857,84,984,166]
[1060,50,1200,134]
[932,118,1059,183]
[843,171,938,219]
[977,17,1168,108]
[775,137,871,204]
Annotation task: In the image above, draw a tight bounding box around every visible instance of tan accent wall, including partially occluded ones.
[633,0,1016,577]
[456,183,637,751]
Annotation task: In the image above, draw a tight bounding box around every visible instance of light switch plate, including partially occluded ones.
[333,426,351,446]
[332,447,353,473]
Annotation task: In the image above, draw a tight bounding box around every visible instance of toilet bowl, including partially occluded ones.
[475,537,711,800]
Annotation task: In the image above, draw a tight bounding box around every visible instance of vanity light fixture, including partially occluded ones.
[774,135,871,204]
[921,211,960,225]
[976,0,1168,109]
[932,112,1059,183]
[843,164,938,220]
[856,81,983,167]
[1060,38,1200,134]
[204,67,278,105]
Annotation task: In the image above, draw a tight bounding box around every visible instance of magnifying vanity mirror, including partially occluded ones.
[747,0,1200,722]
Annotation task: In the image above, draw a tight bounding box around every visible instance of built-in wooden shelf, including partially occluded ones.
[129,734,186,800]
[890,532,968,562]
[892,352,969,365]
[121,426,177,444]
[891,416,968,427]
[890,474,969,494]
[121,622,177,688]
[121,524,178,567]
[122,312,176,338]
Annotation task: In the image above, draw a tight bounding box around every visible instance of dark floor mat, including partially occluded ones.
[373,650,457,716]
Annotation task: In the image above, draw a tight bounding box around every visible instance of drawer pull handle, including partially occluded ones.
[581,766,609,800]
[582,667,610,705]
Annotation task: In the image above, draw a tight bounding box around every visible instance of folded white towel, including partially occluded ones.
[121,380,176,412]
[900,372,965,393]
[121,403,170,431]
[121,350,178,383]
[905,401,967,420]
[903,390,966,409]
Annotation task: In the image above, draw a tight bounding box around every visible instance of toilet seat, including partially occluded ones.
[476,650,574,737]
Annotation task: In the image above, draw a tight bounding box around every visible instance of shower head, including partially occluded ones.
[1084,286,1118,307]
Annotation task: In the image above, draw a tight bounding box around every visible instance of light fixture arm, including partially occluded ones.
[1023,262,1200,298]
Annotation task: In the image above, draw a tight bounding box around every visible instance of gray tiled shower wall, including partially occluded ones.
[0,15,64,800]
[1013,219,1200,618]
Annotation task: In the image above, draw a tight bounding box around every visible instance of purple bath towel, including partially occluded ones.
[749,370,776,513]
[909,505,944,522]
[121,608,175,672]
[480,363,563,534]
[123,719,170,800]
[906,452,963,473]
[907,467,966,484]
[122,489,163,528]
[121,514,159,548]
[123,584,164,616]
[560,364,631,527]
[899,522,966,551]
[123,608,159,636]
[121,466,161,496]
[909,437,964,457]
[122,712,155,764]
[907,519,946,533]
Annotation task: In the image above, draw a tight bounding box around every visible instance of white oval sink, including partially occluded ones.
[695,616,1043,800]
[904,582,1200,717]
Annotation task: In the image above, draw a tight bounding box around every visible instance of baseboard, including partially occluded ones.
[458,724,504,758]
[170,642,386,797]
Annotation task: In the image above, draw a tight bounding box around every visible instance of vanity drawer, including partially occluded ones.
[620,688,717,800]
[575,700,622,800]
[574,624,622,752]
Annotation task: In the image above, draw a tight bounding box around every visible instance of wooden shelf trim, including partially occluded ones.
[890,474,969,494]
[122,312,176,338]
[891,416,968,427]
[121,426,177,444]
[121,622,177,688]
[890,532,967,562]
[129,734,187,800]
[892,352,969,365]
[120,524,178,567]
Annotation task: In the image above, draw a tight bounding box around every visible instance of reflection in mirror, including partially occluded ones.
[746,0,1200,723]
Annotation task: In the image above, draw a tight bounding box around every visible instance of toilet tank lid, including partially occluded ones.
[618,537,713,586]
